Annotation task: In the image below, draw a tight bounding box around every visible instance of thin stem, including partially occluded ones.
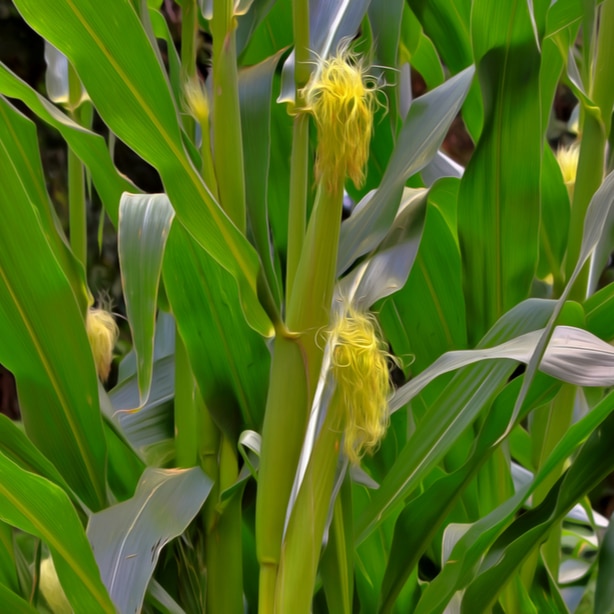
[211,0,246,231]
[286,113,309,305]
[67,63,86,269]
[181,0,198,137]
[181,0,198,81]
[204,434,243,614]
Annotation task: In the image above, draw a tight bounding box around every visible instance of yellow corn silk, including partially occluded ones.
[329,303,393,465]
[302,41,379,194]
[86,307,119,382]
[556,142,580,202]
[184,76,210,124]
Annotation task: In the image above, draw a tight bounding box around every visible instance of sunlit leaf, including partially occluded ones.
[119,193,175,408]
[12,0,272,337]
[88,467,212,614]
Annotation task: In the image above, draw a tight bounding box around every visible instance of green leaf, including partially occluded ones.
[459,0,543,343]
[0,95,86,306]
[379,372,560,611]
[379,178,466,374]
[409,0,472,74]
[462,409,614,612]
[415,384,614,613]
[595,514,614,614]
[538,146,570,281]
[0,451,114,612]
[585,282,614,340]
[88,467,213,614]
[119,193,175,407]
[0,583,37,613]
[12,0,272,337]
[321,477,353,614]
[337,66,475,273]
[368,0,406,124]
[338,188,429,309]
[355,299,556,542]
[0,416,73,497]
[0,105,107,510]
[0,63,136,226]
[399,4,445,90]
[163,224,270,433]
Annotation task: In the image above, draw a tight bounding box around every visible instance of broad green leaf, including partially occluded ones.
[353,485,402,613]
[0,583,37,613]
[321,477,353,614]
[398,3,445,90]
[0,96,86,307]
[0,523,17,596]
[236,0,277,56]
[239,0,292,65]
[458,0,544,343]
[538,146,570,281]
[368,0,406,124]
[163,223,270,433]
[462,409,614,612]
[0,63,136,226]
[379,373,560,611]
[119,193,175,407]
[408,0,482,138]
[0,108,106,510]
[0,416,73,497]
[356,298,556,542]
[239,52,284,305]
[337,66,475,273]
[88,467,212,614]
[585,282,614,340]
[409,0,472,74]
[379,178,466,374]
[0,451,114,612]
[389,324,614,413]
[415,385,614,613]
[12,0,272,337]
[510,168,614,442]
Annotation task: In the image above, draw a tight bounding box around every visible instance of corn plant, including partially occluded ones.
[1,0,614,611]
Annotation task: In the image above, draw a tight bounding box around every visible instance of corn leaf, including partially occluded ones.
[87,467,212,614]
[12,0,272,337]
[337,66,475,273]
[0,100,107,511]
[0,451,114,612]
[119,193,175,408]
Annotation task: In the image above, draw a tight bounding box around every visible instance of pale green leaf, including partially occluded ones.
[88,467,213,614]
[337,66,475,273]
[119,193,175,408]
